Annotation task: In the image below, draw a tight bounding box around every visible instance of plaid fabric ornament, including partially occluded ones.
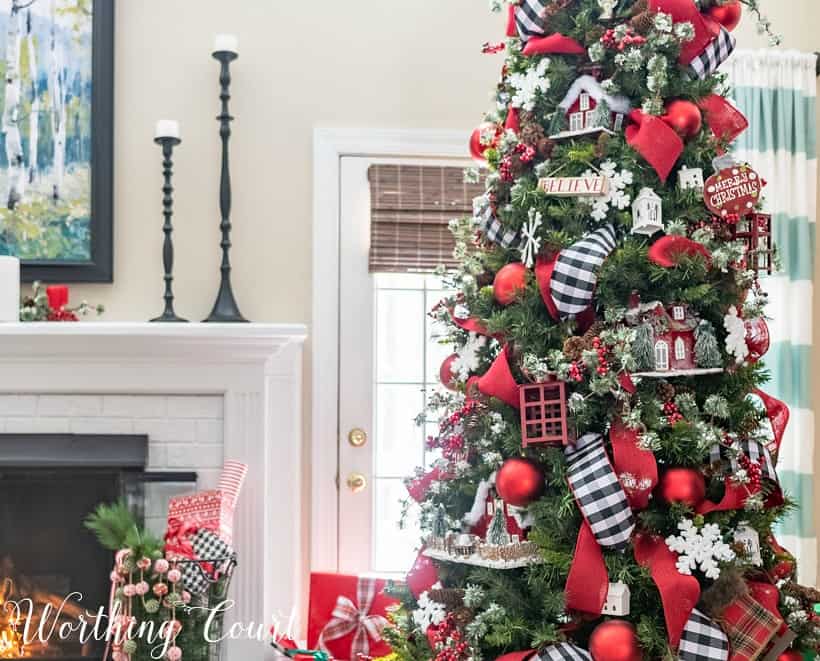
[689,27,736,80]
[565,432,635,550]
[514,0,548,41]
[679,609,730,661]
[182,529,237,595]
[731,439,777,482]
[478,201,521,249]
[721,592,782,661]
[550,224,617,319]
[538,643,592,661]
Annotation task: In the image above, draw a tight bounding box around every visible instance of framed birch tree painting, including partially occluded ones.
[0,0,113,282]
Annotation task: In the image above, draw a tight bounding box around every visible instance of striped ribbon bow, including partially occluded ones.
[318,577,389,659]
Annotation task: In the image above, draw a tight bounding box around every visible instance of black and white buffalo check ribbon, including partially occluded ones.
[688,27,736,80]
[678,608,730,661]
[183,529,237,594]
[538,643,592,661]
[514,0,548,41]
[476,197,521,249]
[550,224,617,319]
[710,439,777,483]
[565,433,635,550]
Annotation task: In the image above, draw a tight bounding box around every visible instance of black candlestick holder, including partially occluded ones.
[151,136,188,323]
[204,50,249,323]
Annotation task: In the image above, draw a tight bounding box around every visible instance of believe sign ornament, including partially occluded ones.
[539,176,610,197]
[703,164,763,218]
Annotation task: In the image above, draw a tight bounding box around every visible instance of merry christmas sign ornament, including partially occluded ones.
[703,164,763,218]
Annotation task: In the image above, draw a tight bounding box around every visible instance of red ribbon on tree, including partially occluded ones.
[610,418,659,511]
[696,479,749,514]
[565,521,608,615]
[648,235,712,268]
[505,4,518,38]
[477,347,521,408]
[535,254,561,321]
[754,388,790,452]
[521,34,586,56]
[317,577,390,660]
[699,93,749,144]
[625,110,684,183]
[634,533,701,648]
[648,0,719,65]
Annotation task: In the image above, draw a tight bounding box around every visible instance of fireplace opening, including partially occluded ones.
[0,435,197,660]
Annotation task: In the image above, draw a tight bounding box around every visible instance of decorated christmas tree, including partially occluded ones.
[386,2,820,661]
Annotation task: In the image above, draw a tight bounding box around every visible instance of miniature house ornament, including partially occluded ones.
[602,582,631,616]
[551,75,631,139]
[678,166,705,191]
[631,187,664,236]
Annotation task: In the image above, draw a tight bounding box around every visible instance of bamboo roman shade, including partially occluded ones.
[368,164,484,273]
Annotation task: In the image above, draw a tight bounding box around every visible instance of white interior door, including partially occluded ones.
[337,156,461,575]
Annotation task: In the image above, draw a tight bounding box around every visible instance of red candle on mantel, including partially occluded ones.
[46,285,69,310]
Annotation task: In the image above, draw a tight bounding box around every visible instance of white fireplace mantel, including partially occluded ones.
[0,322,308,660]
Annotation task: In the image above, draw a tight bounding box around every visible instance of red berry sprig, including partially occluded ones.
[568,361,585,383]
[601,28,646,51]
[592,337,610,376]
[663,401,684,425]
[514,143,536,164]
[737,453,764,492]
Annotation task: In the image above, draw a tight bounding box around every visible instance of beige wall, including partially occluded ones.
[69,1,501,321]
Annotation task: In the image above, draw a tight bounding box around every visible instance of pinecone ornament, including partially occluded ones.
[657,382,676,403]
[563,337,587,362]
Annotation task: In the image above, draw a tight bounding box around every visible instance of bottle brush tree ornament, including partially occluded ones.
[388,2,818,661]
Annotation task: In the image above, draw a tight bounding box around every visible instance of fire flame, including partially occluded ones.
[0,579,26,658]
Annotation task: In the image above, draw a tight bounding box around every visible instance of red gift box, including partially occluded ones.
[307,573,398,661]
[166,461,248,545]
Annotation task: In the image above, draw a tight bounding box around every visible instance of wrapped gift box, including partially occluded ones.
[307,573,398,661]
[166,460,248,545]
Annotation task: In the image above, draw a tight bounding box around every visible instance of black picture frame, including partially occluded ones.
[21,0,114,283]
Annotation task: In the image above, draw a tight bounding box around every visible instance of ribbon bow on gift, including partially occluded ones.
[318,577,389,659]
[164,517,199,558]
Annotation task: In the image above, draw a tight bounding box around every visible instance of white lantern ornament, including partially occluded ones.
[631,187,664,236]
[678,166,705,192]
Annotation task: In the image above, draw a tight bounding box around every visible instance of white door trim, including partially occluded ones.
[311,128,470,572]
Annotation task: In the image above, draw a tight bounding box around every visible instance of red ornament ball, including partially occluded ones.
[706,0,743,32]
[440,354,460,390]
[745,317,770,363]
[589,620,642,661]
[493,263,528,306]
[659,468,706,507]
[663,100,703,139]
[470,122,497,162]
[775,652,803,661]
[496,458,545,507]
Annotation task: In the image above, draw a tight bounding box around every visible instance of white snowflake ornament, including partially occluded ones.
[666,519,736,580]
[452,333,487,380]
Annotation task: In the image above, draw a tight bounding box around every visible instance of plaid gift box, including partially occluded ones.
[307,573,398,661]
[721,592,783,661]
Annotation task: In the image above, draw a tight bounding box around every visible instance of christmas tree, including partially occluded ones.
[386,2,820,661]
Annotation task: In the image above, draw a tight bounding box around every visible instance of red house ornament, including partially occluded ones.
[551,75,631,140]
[704,164,764,218]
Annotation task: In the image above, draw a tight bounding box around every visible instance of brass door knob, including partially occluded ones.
[348,428,368,447]
[346,473,367,493]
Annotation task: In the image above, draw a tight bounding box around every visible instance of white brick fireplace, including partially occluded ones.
[0,322,308,660]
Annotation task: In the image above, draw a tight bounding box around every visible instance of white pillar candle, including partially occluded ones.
[155,119,180,141]
[0,256,20,323]
[213,34,239,55]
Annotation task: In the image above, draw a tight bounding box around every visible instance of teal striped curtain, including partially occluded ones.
[725,50,818,586]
